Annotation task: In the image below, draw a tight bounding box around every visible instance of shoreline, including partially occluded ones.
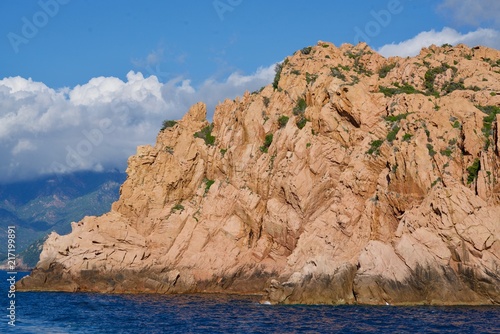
[14,288,500,307]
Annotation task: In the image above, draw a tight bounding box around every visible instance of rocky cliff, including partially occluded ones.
[18,42,500,305]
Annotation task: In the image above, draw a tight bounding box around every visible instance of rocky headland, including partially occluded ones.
[18,42,500,305]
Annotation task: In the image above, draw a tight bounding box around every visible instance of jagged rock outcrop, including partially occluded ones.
[18,42,500,305]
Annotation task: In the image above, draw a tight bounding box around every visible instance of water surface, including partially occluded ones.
[2,272,499,333]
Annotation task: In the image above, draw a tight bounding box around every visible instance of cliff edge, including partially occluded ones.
[18,42,500,305]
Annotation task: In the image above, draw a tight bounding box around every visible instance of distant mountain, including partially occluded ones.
[0,170,126,267]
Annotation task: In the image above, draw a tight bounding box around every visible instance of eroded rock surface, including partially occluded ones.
[19,42,500,305]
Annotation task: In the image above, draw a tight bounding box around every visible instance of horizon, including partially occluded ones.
[1,0,500,183]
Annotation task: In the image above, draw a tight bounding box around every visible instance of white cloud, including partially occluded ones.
[0,65,275,183]
[438,0,500,26]
[12,139,36,155]
[378,27,500,57]
[69,72,164,106]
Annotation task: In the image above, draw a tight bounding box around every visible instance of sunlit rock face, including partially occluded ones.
[19,42,500,305]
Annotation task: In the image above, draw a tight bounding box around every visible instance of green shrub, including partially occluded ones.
[260,134,273,153]
[306,72,318,85]
[263,97,270,107]
[203,178,215,194]
[402,133,413,142]
[424,64,455,95]
[477,105,500,138]
[296,116,308,129]
[367,139,384,155]
[171,203,184,212]
[431,177,442,187]
[424,66,442,91]
[427,144,437,157]
[220,148,227,156]
[346,51,357,59]
[355,66,373,76]
[379,84,422,97]
[467,159,480,184]
[468,85,481,92]
[379,86,396,97]
[330,66,346,81]
[161,120,177,130]
[278,115,289,128]
[263,133,273,146]
[378,63,396,78]
[384,113,410,122]
[442,80,465,94]
[452,120,461,129]
[478,105,500,114]
[194,124,215,146]
[386,126,400,142]
[440,148,453,157]
[353,62,373,76]
[293,98,307,115]
[346,50,373,76]
[301,46,312,55]
[273,61,285,90]
[350,75,360,85]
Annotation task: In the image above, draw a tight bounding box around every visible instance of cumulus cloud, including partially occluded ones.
[438,0,500,26]
[0,65,275,183]
[378,27,500,57]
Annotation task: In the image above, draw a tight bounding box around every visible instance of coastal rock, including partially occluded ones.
[18,42,500,305]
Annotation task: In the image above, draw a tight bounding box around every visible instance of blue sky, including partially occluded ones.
[0,0,499,182]
[0,0,484,88]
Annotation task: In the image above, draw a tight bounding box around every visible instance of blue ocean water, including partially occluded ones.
[2,271,499,333]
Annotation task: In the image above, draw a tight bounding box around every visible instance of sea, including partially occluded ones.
[2,271,499,333]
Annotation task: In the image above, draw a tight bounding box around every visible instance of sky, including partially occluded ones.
[0,0,499,183]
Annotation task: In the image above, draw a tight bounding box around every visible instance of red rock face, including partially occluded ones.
[18,42,500,305]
